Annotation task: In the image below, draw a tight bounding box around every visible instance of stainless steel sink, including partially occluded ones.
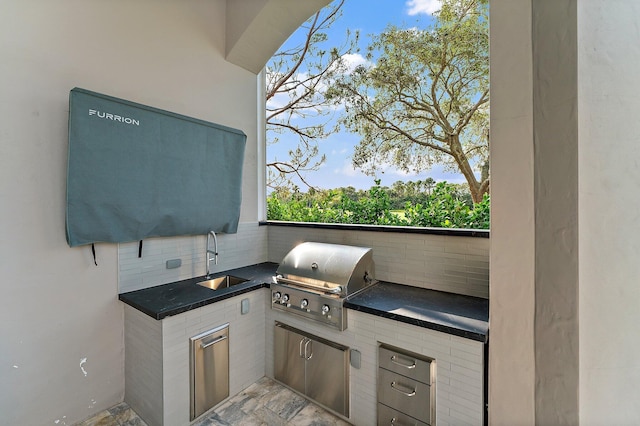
[197,275,248,290]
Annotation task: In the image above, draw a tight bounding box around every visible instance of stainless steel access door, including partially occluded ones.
[274,322,350,417]
[305,336,349,416]
[190,323,229,421]
[274,323,306,394]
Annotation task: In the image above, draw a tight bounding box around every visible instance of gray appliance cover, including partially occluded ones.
[66,88,246,247]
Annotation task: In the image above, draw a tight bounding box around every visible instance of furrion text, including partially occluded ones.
[88,109,140,126]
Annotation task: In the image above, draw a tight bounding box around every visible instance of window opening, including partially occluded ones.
[265,0,489,230]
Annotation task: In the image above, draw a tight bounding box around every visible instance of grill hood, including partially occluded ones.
[276,242,375,297]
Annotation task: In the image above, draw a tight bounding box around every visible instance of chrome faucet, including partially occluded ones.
[205,231,218,278]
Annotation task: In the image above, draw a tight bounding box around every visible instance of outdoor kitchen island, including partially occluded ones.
[120,261,488,426]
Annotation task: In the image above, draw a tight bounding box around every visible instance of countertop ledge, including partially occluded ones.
[118,262,278,320]
[345,281,488,342]
[119,262,488,342]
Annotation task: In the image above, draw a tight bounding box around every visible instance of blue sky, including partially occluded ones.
[267,0,468,190]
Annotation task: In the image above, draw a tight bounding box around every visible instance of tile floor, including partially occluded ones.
[75,377,351,426]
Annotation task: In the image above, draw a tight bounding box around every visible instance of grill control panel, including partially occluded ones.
[271,283,346,331]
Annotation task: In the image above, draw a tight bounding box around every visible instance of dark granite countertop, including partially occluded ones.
[119,262,489,343]
[345,282,489,342]
[118,262,278,319]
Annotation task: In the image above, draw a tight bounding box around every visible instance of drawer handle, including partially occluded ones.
[304,339,313,360]
[390,418,410,426]
[299,337,312,359]
[391,355,416,369]
[200,335,227,349]
[390,381,417,397]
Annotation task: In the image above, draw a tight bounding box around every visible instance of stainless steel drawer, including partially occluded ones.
[379,346,431,384]
[378,367,431,421]
[378,402,429,426]
[190,324,229,421]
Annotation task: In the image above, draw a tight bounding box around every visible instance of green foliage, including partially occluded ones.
[267,179,490,229]
[403,183,489,228]
[340,180,404,225]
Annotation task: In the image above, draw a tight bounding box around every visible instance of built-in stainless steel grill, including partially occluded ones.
[272,242,376,330]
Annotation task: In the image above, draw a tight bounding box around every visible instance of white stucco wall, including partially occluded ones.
[491,0,640,424]
[0,1,259,424]
[578,2,640,424]
[491,0,581,423]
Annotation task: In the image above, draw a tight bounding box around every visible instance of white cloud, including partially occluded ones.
[340,53,369,74]
[389,168,413,177]
[377,162,417,177]
[406,0,442,16]
[335,161,360,177]
[265,90,289,111]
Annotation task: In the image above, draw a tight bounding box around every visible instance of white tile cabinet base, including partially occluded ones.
[265,304,485,426]
[123,290,266,426]
[124,288,484,426]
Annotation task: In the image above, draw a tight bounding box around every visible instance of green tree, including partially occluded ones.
[341,185,359,202]
[424,177,436,195]
[265,0,358,190]
[328,0,489,203]
[341,180,404,225]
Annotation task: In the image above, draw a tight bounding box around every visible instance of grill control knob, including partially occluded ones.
[300,299,309,309]
[282,294,290,303]
[321,304,330,315]
[273,291,281,301]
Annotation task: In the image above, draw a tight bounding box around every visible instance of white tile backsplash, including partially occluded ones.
[267,226,489,298]
[117,222,487,297]
[118,222,267,293]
